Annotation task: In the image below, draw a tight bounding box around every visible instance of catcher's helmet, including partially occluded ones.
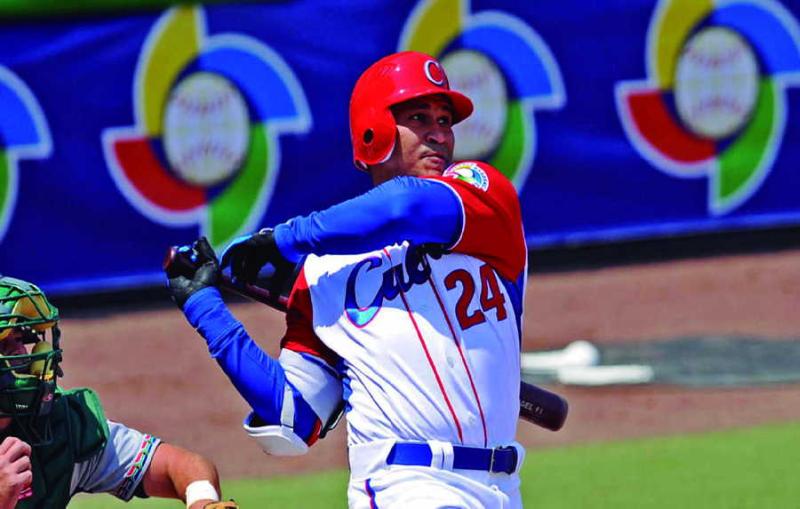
[0,276,62,444]
[349,51,473,170]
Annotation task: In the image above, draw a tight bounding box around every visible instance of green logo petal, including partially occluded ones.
[714,79,780,214]
[207,124,270,247]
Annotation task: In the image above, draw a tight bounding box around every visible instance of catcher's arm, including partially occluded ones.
[164,244,569,432]
[141,442,222,508]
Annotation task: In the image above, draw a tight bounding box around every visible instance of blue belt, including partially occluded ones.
[386,442,518,474]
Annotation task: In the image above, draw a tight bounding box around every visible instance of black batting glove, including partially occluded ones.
[220,228,293,285]
[167,237,219,308]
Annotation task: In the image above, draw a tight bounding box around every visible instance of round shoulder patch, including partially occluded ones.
[442,162,489,191]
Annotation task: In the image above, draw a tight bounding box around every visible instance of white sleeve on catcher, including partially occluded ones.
[243,349,341,456]
[71,421,161,500]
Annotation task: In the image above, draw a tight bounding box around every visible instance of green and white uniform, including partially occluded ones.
[3,387,161,509]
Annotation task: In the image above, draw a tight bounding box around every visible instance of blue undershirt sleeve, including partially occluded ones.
[183,287,322,441]
[183,287,286,424]
[273,176,462,262]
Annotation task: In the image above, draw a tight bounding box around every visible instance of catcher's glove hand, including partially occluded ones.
[220,228,295,289]
[166,237,219,308]
[203,501,239,509]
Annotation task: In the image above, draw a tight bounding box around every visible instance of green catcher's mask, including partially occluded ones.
[0,276,62,444]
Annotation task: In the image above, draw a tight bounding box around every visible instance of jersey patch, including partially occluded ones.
[429,161,526,280]
[443,162,489,192]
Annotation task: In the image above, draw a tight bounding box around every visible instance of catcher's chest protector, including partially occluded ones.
[14,388,108,509]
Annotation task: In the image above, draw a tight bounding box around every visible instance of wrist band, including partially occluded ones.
[185,480,219,507]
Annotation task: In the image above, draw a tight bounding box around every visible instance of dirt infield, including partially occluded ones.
[58,249,800,478]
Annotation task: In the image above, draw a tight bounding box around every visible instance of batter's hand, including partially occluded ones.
[220,228,293,285]
[0,436,32,509]
[166,237,219,308]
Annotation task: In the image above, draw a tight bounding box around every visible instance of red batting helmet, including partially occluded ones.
[349,51,474,170]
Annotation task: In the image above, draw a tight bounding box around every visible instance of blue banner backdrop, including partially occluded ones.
[0,0,799,294]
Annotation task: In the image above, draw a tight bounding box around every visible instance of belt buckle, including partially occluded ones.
[490,446,518,474]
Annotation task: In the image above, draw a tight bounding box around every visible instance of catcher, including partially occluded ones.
[0,276,236,509]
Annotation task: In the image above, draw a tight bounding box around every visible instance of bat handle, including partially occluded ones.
[163,245,288,312]
[218,273,288,311]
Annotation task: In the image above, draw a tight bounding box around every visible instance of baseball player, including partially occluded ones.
[0,276,237,509]
[169,51,527,508]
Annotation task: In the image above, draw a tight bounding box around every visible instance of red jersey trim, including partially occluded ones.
[281,266,339,368]
[384,248,464,444]
[427,274,488,447]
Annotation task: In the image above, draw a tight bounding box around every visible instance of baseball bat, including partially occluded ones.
[519,380,568,431]
[162,245,289,311]
[164,244,569,431]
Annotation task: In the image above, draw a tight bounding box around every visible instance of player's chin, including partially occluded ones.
[416,157,449,176]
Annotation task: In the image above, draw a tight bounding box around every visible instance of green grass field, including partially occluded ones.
[70,421,800,508]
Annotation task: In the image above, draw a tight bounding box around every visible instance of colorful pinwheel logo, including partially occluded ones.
[616,0,800,215]
[0,66,52,243]
[103,6,311,248]
[400,0,565,189]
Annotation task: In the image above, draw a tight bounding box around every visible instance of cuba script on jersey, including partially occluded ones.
[344,245,433,327]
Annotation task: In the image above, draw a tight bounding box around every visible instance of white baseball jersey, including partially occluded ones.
[281,161,527,450]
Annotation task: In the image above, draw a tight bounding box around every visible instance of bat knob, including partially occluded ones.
[162,246,179,272]
[163,245,198,279]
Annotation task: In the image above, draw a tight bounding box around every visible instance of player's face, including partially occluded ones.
[0,331,27,431]
[0,331,27,357]
[370,95,455,185]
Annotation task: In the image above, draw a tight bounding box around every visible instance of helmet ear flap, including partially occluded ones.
[352,106,396,169]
